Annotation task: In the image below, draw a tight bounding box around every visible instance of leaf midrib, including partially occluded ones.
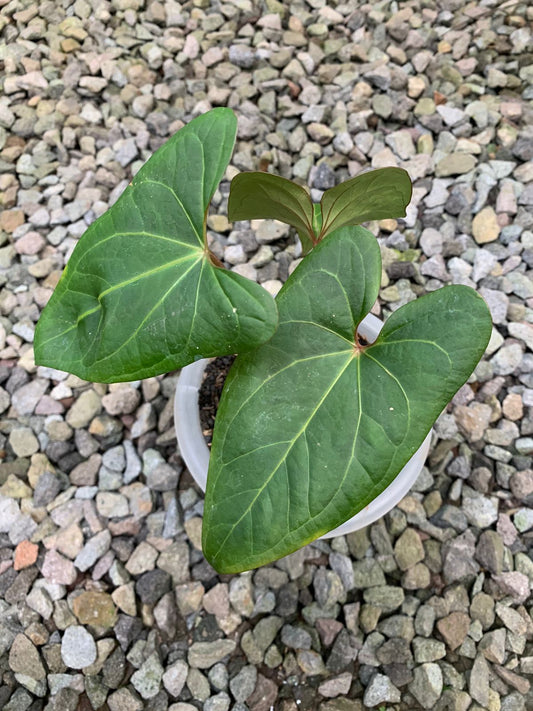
[320,172,382,232]
[83,256,203,368]
[37,252,202,348]
[209,351,356,564]
[218,348,353,468]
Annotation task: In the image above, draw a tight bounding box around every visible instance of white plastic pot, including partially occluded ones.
[174,312,432,539]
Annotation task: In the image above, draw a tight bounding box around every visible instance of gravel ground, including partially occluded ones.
[1,0,533,709]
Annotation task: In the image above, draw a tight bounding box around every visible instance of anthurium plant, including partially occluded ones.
[35,108,492,574]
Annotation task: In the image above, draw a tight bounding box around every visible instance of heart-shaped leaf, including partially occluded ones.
[35,109,277,382]
[319,167,412,239]
[228,172,316,253]
[203,226,491,573]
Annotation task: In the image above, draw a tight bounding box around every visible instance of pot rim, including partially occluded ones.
[174,312,432,539]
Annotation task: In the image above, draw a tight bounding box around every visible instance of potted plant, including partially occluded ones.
[35,108,491,574]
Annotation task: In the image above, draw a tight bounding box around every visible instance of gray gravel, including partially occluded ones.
[0,0,533,709]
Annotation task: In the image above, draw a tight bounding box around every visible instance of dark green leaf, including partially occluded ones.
[203,226,491,573]
[228,172,316,253]
[320,167,412,238]
[35,109,278,382]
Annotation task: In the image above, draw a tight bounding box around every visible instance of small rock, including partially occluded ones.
[454,403,492,441]
[125,542,158,575]
[0,209,25,233]
[66,389,101,428]
[131,653,164,699]
[435,154,476,177]
[74,530,111,572]
[204,692,231,711]
[491,343,524,376]
[318,672,352,698]
[33,470,63,506]
[296,649,326,675]
[442,530,479,583]
[363,586,404,613]
[496,603,527,636]
[131,403,156,438]
[102,386,141,416]
[372,94,393,119]
[479,628,506,664]
[472,206,501,244]
[107,688,143,711]
[475,530,504,574]
[307,122,334,145]
[42,550,77,585]
[393,528,425,570]
[493,665,531,695]
[363,673,401,706]
[352,559,386,589]
[229,45,256,69]
[436,612,470,651]
[471,592,495,630]
[412,637,446,663]
[492,571,530,603]
[143,449,180,491]
[135,569,172,605]
[9,428,40,457]
[480,288,509,325]
[229,575,254,617]
[72,591,117,628]
[229,665,257,702]
[111,582,137,616]
[510,470,533,501]
[415,605,436,637]
[163,659,188,697]
[463,488,498,528]
[437,105,465,127]
[61,626,97,669]
[254,220,290,244]
[189,640,236,669]
[113,138,138,167]
[281,624,312,650]
[9,634,46,680]
[14,540,39,570]
[469,654,490,707]
[313,162,336,190]
[420,228,443,256]
[408,663,443,709]
[96,492,129,518]
[158,542,189,585]
[203,583,230,619]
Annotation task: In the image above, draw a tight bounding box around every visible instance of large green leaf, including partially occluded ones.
[203,226,491,573]
[228,172,316,253]
[319,167,412,238]
[35,109,277,382]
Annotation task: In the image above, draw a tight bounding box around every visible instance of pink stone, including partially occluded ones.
[496,182,517,214]
[202,46,224,67]
[510,469,533,502]
[500,101,522,120]
[456,57,477,76]
[182,34,199,60]
[14,540,39,570]
[493,572,530,604]
[42,549,77,585]
[497,213,510,227]
[35,396,65,415]
[15,231,45,255]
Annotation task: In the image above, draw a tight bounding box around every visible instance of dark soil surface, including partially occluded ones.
[198,355,236,447]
